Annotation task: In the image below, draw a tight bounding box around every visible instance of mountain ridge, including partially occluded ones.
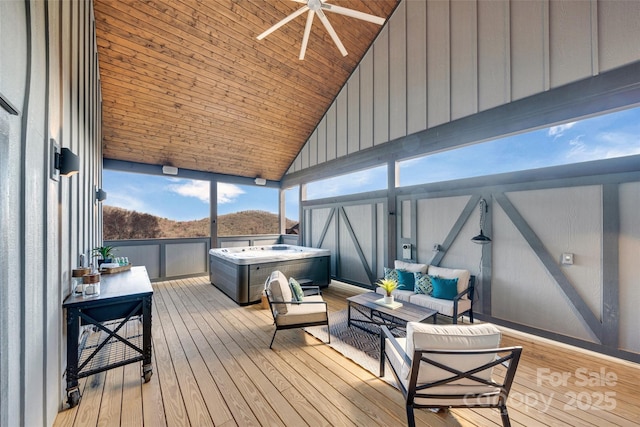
[103,205,297,240]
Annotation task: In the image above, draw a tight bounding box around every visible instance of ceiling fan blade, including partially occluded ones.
[299,10,315,60]
[257,5,309,40]
[316,9,347,56]
[321,3,386,25]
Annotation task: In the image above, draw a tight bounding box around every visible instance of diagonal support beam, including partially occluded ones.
[494,193,602,342]
[430,195,481,266]
[316,207,336,248]
[340,207,375,284]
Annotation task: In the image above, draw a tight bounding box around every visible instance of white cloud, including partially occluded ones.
[567,135,587,157]
[548,122,576,137]
[166,180,249,204]
[167,180,210,203]
[217,183,245,204]
[564,131,640,162]
[105,192,146,211]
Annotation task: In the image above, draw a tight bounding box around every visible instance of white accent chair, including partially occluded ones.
[380,322,522,427]
[265,270,329,349]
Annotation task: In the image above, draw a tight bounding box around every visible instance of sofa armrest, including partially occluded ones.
[453,289,468,301]
[453,275,476,301]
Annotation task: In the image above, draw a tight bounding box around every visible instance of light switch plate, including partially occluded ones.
[50,138,60,182]
[402,243,411,259]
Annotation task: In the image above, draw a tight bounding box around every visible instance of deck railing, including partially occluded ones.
[106,234,300,281]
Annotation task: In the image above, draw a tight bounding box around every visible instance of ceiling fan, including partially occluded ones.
[257,0,386,60]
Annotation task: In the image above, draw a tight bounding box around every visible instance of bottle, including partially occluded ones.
[83,263,101,296]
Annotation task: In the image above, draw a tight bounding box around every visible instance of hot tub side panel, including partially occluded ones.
[209,256,250,304]
[210,253,331,305]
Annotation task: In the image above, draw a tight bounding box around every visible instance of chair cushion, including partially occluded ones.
[274,295,328,326]
[385,335,502,406]
[289,277,304,301]
[394,260,428,274]
[427,266,471,299]
[403,323,501,386]
[408,294,471,317]
[268,270,292,314]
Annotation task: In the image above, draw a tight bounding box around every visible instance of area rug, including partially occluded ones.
[304,309,403,386]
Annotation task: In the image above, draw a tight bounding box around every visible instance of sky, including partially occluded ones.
[104,105,640,221]
[397,105,640,187]
[103,172,299,221]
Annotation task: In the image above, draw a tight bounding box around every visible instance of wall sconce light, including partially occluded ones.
[50,139,79,181]
[254,177,266,186]
[162,165,178,175]
[95,187,107,203]
[471,198,492,245]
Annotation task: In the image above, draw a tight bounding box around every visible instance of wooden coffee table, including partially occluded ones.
[347,292,437,335]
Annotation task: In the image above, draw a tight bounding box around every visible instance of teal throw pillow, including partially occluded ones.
[384,267,399,283]
[289,277,304,301]
[430,276,459,300]
[396,269,415,291]
[414,272,433,295]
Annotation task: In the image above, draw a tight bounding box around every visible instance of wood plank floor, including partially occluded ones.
[54,275,640,427]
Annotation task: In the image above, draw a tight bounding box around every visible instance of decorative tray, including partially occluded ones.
[100,264,132,274]
[373,298,403,309]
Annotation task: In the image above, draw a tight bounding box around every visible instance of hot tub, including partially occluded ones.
[209,245,331,305]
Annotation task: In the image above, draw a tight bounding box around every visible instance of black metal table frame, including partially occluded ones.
[347,299,437,335]
[65,294,152,407]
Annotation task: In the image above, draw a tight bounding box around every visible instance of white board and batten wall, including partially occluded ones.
[1,1,103,426]
[288,0,640,362]
[288,0,640,172]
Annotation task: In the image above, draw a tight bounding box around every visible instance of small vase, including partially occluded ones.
[384,295,394,305]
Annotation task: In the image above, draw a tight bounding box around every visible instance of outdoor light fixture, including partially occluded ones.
[254,177,266,186]
[162,165,179,175]
[471,198,492,245]
[50,139,79,181]
[95,187,107,203]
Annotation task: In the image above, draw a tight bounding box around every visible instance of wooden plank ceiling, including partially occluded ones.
[94,0,399,181]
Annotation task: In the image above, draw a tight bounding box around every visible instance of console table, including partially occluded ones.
[62,266,153,407]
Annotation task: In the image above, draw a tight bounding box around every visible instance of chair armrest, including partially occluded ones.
[453,288,468,301]
[380,325,411,366]
[453,276,475,301]
[290,300,327,307]
[301,286,321,296]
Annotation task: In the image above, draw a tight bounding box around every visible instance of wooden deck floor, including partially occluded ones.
[54,276,640,427]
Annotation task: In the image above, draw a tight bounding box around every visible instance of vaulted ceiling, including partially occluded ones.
[94,0,399,181]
